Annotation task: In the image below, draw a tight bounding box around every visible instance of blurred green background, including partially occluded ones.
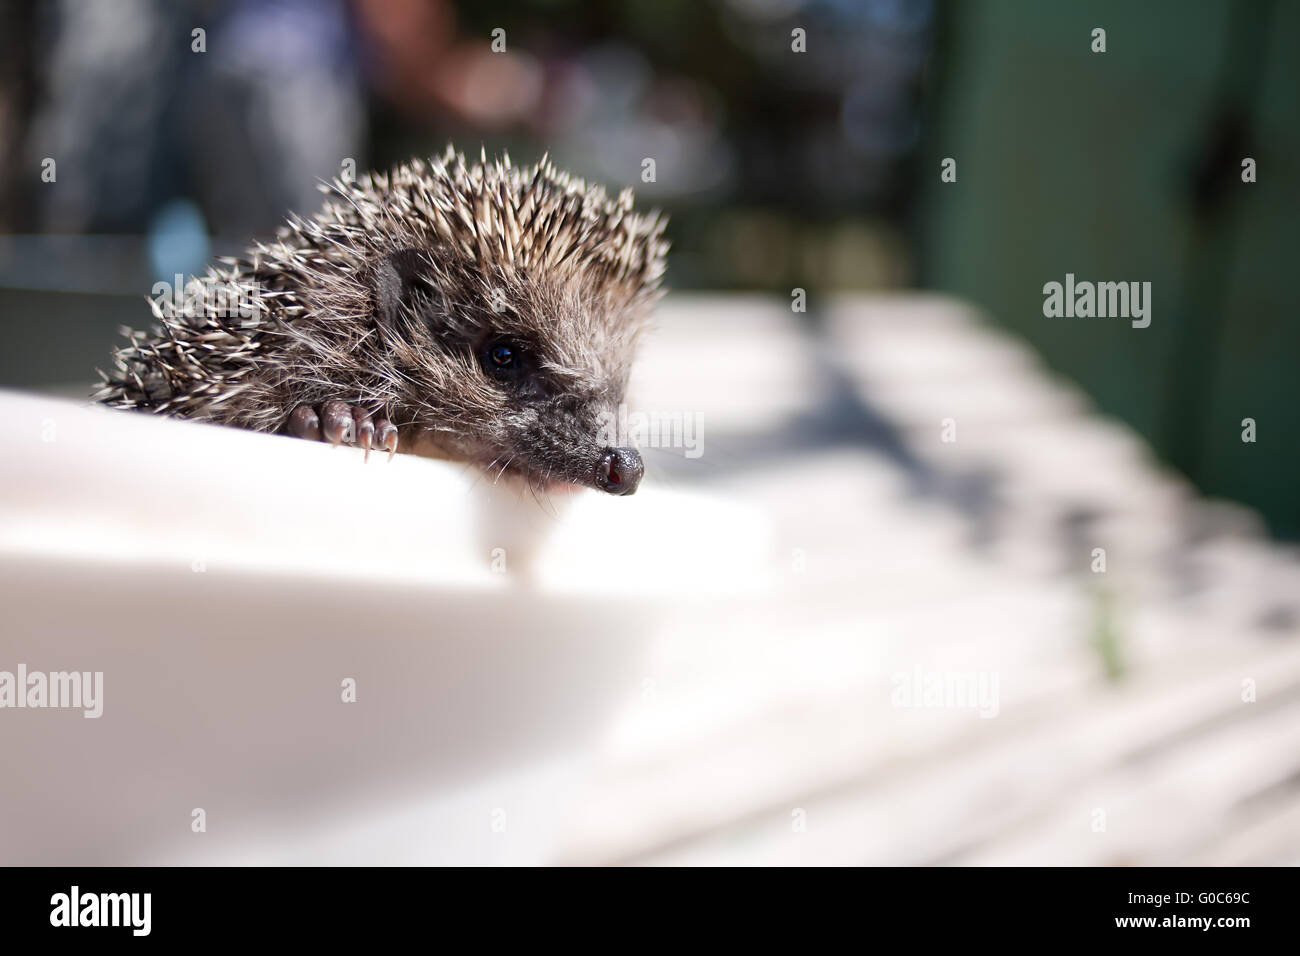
[0,0,1296,535]
[921,0,1299,538]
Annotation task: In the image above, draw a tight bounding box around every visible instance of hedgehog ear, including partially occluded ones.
[371,248,427,328]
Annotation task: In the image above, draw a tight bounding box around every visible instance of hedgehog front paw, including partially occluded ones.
[286,401,398,462]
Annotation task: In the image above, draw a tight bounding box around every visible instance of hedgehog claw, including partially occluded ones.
[288,402,397,459]
[353,407,375,461]
[375,419,398,461]
[320,401,355,446]
[287,405,321,441]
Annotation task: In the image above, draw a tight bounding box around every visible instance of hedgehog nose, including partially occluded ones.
[596,447,643,495]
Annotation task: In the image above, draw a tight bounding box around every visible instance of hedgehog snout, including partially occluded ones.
[595,446,643,496]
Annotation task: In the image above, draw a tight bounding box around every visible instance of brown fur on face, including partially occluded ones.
[95,147,668,490]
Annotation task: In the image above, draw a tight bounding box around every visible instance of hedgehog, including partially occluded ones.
[94,146,668,496]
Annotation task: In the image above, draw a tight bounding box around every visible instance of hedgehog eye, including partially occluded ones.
[489,343,516,368]
[482,338,527,380]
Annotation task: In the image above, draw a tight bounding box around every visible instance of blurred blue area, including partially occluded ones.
[147,199,209,283]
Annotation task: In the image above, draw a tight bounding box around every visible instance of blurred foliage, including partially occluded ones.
[363,0,934,292]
